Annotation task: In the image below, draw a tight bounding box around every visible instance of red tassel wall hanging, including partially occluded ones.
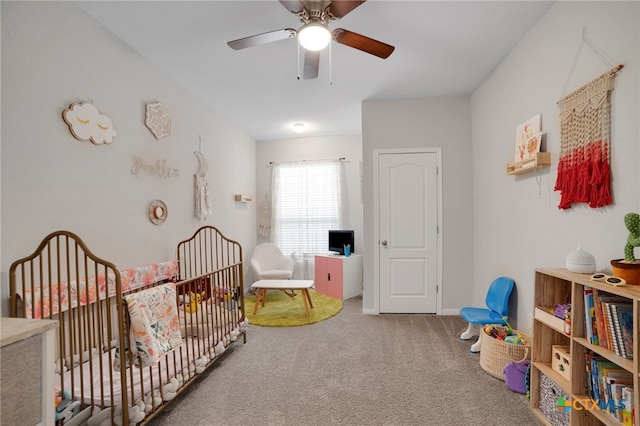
[554,65,622,209]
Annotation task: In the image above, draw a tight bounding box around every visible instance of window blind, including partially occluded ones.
[271,159,343,255]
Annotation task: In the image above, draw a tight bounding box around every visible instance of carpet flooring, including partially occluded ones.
[146,296,543,426]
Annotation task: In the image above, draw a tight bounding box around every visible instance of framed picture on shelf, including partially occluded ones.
[515,114,541,162]
[524,132,542,161]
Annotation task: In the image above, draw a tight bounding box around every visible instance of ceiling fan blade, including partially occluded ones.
[303,50,320,80]
[327,1,366,19]
[332,28,394,59]
[228,28,296,50]
[279,0,305,14]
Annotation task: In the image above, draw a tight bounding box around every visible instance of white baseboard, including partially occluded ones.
[362,308,460,315]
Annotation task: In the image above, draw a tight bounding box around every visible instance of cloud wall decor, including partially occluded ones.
[62,102,117,145]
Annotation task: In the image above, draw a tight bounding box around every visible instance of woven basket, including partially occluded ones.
[479,325,531,381]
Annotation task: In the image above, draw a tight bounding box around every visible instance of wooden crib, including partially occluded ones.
[9,226,247,426]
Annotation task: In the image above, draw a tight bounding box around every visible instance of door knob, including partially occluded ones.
[381,240,387,246]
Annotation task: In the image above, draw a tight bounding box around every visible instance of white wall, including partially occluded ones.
[254,135,364,283]
[362,97,473,313]
[1,2,256,314]
[471,1,639,333]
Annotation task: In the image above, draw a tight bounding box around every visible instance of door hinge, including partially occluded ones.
[437,285,439,293]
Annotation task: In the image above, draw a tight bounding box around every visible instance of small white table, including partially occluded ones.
[251,280,315,316]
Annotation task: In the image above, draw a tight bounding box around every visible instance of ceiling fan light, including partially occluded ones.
[298,23,331,51]
[292,123,306,133]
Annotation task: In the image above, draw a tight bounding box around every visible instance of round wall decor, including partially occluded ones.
[148,199,168,225]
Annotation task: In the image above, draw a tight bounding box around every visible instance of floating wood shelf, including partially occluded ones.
[507,152,551,175]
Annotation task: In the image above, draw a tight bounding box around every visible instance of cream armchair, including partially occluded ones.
[250,243,294,281]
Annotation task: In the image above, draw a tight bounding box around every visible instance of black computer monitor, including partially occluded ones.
[328,230,354,255]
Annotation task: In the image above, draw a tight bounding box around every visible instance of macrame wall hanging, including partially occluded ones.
[553,29,623,210]
[194,136,213,221]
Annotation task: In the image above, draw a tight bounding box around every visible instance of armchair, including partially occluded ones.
[250,243,294,281]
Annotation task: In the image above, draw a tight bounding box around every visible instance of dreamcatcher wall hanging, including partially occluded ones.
[194,136,213,221]
[553,29,623,210]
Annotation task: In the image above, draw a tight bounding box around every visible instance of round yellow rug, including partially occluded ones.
[244,289,342,327]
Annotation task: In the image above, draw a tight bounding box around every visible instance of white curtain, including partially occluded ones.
[271,159,345,256]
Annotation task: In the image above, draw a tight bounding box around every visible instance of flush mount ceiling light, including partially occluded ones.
[292,123,306,134]
[297,22,331,51]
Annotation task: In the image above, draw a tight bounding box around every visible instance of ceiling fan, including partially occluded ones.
[227,0,395,80]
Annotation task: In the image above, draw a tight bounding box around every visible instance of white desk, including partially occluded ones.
[251,279,314,316]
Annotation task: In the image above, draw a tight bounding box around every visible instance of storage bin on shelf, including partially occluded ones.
[479,325,531,381]
[539,372,570,426]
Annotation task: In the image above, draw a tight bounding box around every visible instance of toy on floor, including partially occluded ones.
[504,359,531,394]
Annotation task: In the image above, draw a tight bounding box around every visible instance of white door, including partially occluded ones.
[377,151,439,313]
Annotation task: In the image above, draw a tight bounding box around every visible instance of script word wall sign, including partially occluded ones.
[131,155,179,179]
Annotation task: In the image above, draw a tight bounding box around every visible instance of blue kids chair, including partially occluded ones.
[459,276,515,353]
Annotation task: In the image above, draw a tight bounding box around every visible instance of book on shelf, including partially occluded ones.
[610,303,633,359]
[619,309,634,359]
[586,354,628,396]
[583,287,596,344]
[585,351,634,422]
[608,381,632,421]
[585,287,632,354]
[602,368,633,421]
[597,293,628,350]
[586,352,618,401]
[622,386,635,426]
[592,289,606,348]
[603,302,619,355]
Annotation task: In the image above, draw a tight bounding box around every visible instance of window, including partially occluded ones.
[271,159,344,255]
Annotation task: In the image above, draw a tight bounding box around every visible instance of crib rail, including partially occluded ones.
[9,230,130,424]
[177,225,242,279]
[177,225,245,328]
